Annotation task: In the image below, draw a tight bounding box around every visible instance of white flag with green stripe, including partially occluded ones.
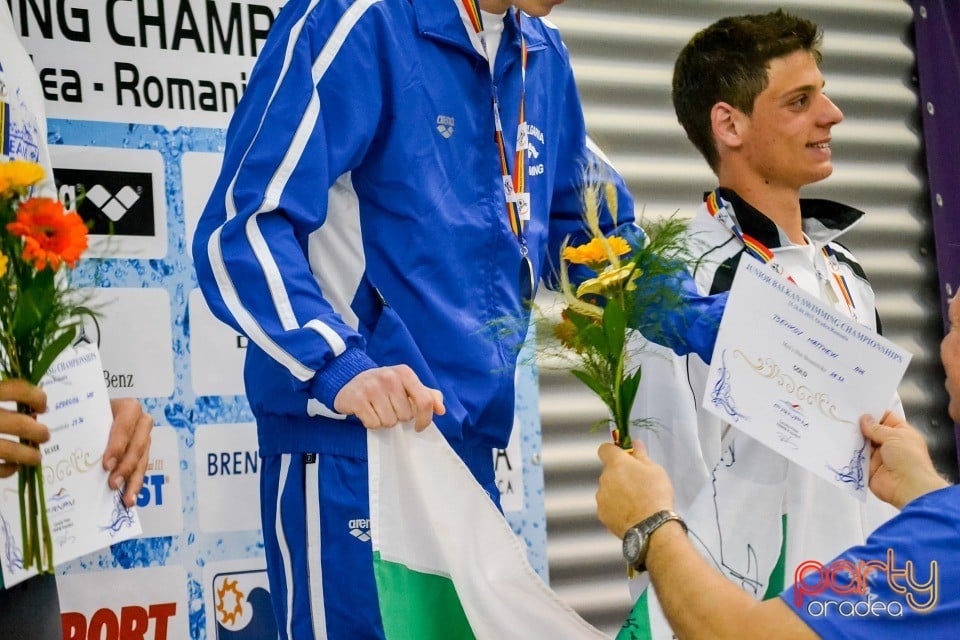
[368,422,609,639]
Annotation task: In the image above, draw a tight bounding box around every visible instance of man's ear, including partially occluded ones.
[711,102,745,151]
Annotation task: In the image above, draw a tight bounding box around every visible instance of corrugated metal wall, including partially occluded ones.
[540,1,955,634]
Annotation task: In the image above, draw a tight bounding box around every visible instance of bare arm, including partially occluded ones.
[644,520,816,640]
[103,398,154,507]
[596,443,817,640]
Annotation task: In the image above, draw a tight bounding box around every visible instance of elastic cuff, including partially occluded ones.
[310,347,378,409]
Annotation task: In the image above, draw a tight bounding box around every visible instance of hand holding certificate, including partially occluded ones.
[703,260,911,500]
[0,342,142,588]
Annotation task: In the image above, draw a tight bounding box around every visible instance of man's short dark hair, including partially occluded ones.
[672,10,823,171]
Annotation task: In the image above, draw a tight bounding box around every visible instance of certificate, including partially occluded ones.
[0,342,142,587]
[703,260,911,500]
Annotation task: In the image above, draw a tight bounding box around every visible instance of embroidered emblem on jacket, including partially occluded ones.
[436,114,455,138]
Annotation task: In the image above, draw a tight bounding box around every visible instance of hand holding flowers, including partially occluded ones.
[0,159,89,574]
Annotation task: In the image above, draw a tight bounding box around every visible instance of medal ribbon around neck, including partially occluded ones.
[461,0,530,243]
[821,244,858,320]
[706,188,857,320]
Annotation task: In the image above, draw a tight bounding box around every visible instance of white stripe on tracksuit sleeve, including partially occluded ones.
[193,0,383,392]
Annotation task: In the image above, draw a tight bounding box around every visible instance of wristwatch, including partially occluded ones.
[622,510,687,573]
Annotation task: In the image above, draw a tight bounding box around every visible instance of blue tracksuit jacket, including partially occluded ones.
[193,0,721,463]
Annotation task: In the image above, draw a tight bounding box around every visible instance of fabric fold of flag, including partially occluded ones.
[368,422,609,639]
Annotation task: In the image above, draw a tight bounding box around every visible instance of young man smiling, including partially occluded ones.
[631,9,900,632]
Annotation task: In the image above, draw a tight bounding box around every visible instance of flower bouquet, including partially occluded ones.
[0,159,89,574]
[548,174,690,450]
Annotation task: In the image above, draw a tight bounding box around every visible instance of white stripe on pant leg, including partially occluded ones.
[276,455,295,640]
[306,455,327,638]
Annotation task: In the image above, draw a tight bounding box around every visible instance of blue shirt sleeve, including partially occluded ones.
[631,262,726,364]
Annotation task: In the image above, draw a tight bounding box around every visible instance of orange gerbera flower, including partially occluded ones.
[0,160,45,196]
[6,198,88,270]
[561,236,631,268]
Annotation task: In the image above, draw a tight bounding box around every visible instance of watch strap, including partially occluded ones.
[625,509,686,572]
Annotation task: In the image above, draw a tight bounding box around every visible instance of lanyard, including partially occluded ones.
[0,100,8,159]
[820,244,858,321]
[0,61,9,159]
[706,189,858,321]
[461,0,530,249]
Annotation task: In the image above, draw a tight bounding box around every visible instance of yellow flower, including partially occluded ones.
[558,239,603,320]
[0,160,45,196]
[561,236,631,268]
[0,253,7,278]
[576,264,642,298]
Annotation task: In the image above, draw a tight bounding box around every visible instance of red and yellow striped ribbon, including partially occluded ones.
[461,0,528,239]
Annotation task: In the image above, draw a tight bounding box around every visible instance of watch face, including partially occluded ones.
[622,528,643,564]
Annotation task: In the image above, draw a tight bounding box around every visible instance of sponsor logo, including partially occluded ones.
[75,313,101,349]
[137,472,168,508]
[61,603,178,640]
[49,488,78,547]
[86,183,141,222]
[103,370,135,389]
[134,429,184,537]
[493,448,516,499]
[207,450,260,476]
[195,424,261,533]
[54,167,155,237]
[794,549,939,618]
[49,487,77,514]
[212,570,278,639]
[772,398,809,452]
[349,517,371,543]
[436,114,455,138]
